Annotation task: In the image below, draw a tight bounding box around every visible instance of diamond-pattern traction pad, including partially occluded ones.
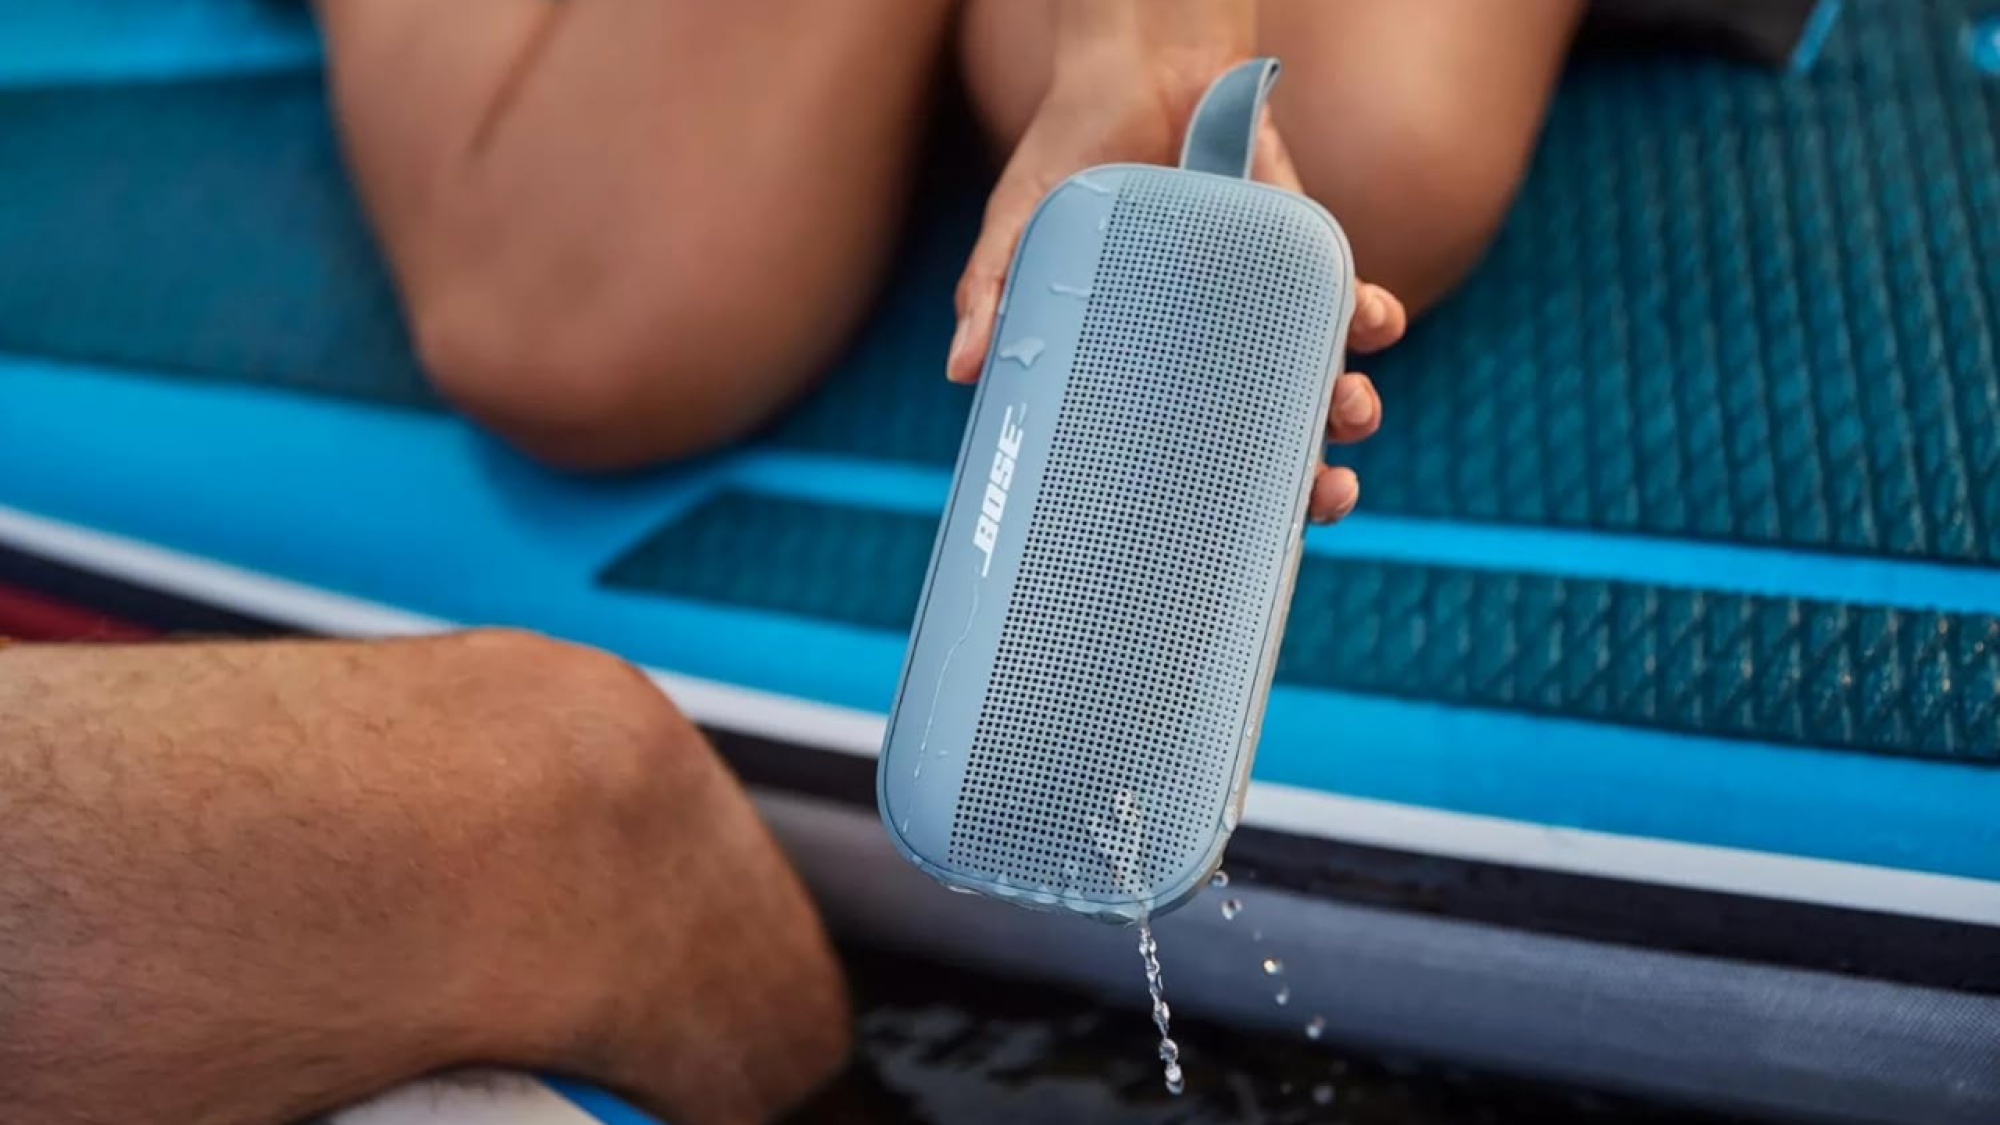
[604,493,2000,764]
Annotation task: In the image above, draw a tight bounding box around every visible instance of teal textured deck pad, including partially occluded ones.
[0,71,434,408]
[602,493,2000,764]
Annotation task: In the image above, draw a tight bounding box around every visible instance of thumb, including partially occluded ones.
[948,161,1049,384]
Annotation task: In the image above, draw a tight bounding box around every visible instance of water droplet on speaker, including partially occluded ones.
[1222,803,1241,831]
[1050,282,1093,298]
[899,814,910,835]
[1098,215,1110,232]
[1072,172,1113,195]
[1262,957,1285,976]
[1274,984,1290,1006]
[1305,1014,1326,1040]
[1312,1083,1335,1106]
[1220,898,1243,921]
[1251,928,1264,942]
[1136,917,1184,1095]
[997,336,1046,368]
[1210,870,1230,888]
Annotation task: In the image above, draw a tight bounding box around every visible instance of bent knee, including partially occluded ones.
[444,628,666,723]
[1293,104,1531,313]
[432,629,712,808]
[1284,58,1566,313]
[415,269,841,472]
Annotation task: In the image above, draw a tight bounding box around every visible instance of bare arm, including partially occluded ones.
[0,632,846,1125]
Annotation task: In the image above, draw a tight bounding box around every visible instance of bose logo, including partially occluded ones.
[972,406,1026,576]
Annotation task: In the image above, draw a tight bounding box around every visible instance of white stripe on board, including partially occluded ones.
[331,1073,596,1125]
[0,505,885,755]
[3,504,1996,927]
[1244,783,2000,927]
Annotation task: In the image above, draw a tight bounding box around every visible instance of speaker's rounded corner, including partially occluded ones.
[1143,834,1235,920]
[1279,192,1358,307]
[998,163,1129,301]
[874,753,923,863]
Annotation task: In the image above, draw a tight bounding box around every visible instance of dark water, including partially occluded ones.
[787,946,1762,1125]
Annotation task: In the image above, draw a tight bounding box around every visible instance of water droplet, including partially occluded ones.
[1274,984,1290,1006]
[997,336,1046,368]
[1097,215,1110,232]
[899,815,911,835]
[1262,957,1285,976]
[1305,1015,1326,1040]
[1251,928,1264,943]
[1050,282,1093,298]
[1220,898,1243,921]
[1210,870,1230,889]
[1312,1083,1335,1106]
[1222,803,1241,831]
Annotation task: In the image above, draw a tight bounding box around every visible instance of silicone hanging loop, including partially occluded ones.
[1178,57,1281,179]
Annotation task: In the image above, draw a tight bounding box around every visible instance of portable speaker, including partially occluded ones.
[878,58,1356,921]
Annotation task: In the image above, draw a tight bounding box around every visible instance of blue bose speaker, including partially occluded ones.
[878,59,1357,921]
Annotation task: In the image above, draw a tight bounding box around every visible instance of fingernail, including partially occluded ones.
[1312,483,1357,523]
[1328,477,1361,520]
[1335,379,1374,428]
[945,315,971,381]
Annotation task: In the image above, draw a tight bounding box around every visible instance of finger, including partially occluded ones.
[948,168,1047,384]
[1326,372,1381,444]
[1250,107,1304,193]
[1309,465,1361,524]
[1348,283,1408,354]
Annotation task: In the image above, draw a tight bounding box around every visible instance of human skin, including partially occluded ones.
[0,631,848,1125]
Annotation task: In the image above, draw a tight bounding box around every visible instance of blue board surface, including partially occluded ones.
[1,0,1997,896]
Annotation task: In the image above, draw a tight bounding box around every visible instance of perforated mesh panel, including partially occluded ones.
[947,172,1341,902]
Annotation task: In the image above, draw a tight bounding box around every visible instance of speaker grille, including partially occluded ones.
[948,172,1340,901]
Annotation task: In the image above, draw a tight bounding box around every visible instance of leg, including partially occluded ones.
[959,0,1584,315]
[1259,0,1585,312]
[316,0,952,469]
[0,632,847,1125]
